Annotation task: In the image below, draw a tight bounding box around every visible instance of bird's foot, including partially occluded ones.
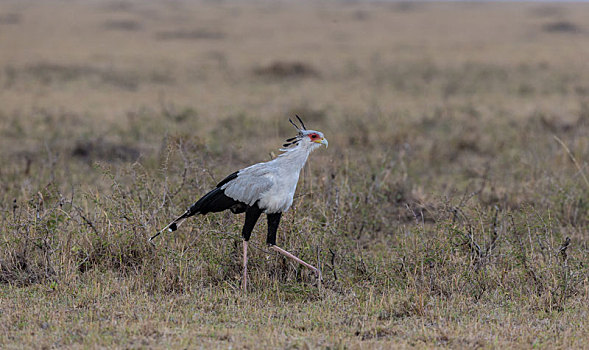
[269,244,323,288]
[314,268,324,289]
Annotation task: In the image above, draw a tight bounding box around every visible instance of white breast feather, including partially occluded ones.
[221,143,313,213]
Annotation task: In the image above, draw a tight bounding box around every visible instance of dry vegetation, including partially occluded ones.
[1,1,588,348]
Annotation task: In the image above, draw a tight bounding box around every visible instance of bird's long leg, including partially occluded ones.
[269,245,322,281]
[266,213,322,284]
[241,205,263,292]
[243,240,248,292]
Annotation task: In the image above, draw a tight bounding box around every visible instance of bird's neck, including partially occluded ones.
[274,143,314,172]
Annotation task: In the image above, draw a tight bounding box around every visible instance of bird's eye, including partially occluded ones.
[311,134,318,139]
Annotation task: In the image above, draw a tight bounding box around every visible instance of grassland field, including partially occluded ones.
[0,0,588,348]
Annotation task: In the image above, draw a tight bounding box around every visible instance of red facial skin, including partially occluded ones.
[308,133,320,141]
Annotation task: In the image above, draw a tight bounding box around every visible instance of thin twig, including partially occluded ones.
[554,135,589,189]
[72,205,100,236]
[559,236,571,262]
[486,206,500,255]
[329,248,338,281]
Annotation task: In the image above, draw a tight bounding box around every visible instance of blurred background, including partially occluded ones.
[2,1,588,172]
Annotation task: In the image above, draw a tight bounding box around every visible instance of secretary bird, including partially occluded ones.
[150,116,328,290]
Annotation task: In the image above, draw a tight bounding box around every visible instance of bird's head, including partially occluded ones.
[300,129,328,149]
[282,115,328,150]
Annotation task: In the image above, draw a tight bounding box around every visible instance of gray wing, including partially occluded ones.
[221,163,275,206]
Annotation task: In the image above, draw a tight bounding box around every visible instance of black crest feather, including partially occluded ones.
[295,115,306,130]
[289,118,300,131]
[284,115,307,148]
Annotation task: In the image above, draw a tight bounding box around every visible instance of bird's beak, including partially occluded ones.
[318,138,328,148]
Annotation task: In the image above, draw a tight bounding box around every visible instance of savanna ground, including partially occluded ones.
[0,0,588,348]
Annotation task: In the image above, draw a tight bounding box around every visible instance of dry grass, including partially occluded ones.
[1,1,588,348]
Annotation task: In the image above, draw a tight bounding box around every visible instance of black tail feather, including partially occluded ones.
[149,210,190,241]
[149,188,246,242]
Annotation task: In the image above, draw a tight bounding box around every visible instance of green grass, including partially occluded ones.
[1,1,588,348]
